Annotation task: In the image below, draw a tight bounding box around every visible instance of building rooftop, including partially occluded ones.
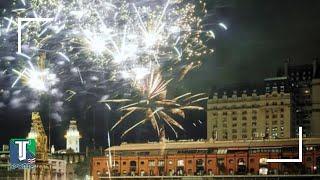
[106,138,320,152]
[264,76,288,81]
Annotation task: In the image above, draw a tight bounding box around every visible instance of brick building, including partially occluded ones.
[91,138,320,179]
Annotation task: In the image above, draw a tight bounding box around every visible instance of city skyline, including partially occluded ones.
[1,0,320,179]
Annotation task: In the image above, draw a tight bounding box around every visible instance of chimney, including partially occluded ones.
[284,59,289,76]
[232,90,237,99]
[252,89,257,97]
[222,92,227,100]
[242,90,247,98]
[313,58,318,78]
[213,92,218,100]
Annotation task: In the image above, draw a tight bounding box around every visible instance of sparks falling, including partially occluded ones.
[101,71,207,138]
[2,0,219,83]
[11,54,58,92]
[1,0,224,137]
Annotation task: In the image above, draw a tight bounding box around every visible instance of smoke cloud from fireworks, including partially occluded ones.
[0,0,225,138]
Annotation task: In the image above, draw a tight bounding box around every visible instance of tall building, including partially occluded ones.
[311,79,320,137]
[207,89,293,141]
[265,60,320,137]
[65,119,81,153]
[25,112,51,180]
[48,119,85,179]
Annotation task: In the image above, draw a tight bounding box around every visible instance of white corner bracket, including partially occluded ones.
[17,18,54,53]
[266,126,302,163]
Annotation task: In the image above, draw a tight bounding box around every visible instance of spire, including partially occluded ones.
[51,145,55,154]
[65,118,81,153]
[27,112,48,161]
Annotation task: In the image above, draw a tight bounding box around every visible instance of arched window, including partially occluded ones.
[130,161,137,167]
[115,161,119,167]
[196,159,204,166]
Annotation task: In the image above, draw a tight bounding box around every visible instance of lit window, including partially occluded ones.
[148,160,155,167]
[158,160,164,166]
[242,135,247,138]
[177,160,184,166]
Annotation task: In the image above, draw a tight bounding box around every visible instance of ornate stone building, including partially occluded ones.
[25,112,51,180]
[65,119,81,153]
[207,89,293,141]
[48,158,67,180]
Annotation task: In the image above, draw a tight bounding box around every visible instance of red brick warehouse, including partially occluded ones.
[91,138,320,179]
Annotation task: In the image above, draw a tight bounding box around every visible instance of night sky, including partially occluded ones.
[1,0,320,151]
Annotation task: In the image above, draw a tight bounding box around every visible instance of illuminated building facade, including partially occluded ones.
[48,118,85,179]
[266,60,320,137]
[207,89,293,141]
[48,158,67,180]
[65,119,80,153]
[25,112,51,180]
[90,139,320,179]
[50,151,86,179]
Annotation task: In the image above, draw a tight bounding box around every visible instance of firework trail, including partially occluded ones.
[101,71,208,138]
[0,0,226,135]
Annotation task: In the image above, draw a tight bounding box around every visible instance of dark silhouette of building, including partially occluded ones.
[265,60,320,137]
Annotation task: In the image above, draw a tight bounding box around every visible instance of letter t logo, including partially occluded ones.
[15,140,29,161]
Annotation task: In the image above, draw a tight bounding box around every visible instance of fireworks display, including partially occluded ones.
[101,71,207,138]
[0,0,226,138]
[11,53,58,92]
